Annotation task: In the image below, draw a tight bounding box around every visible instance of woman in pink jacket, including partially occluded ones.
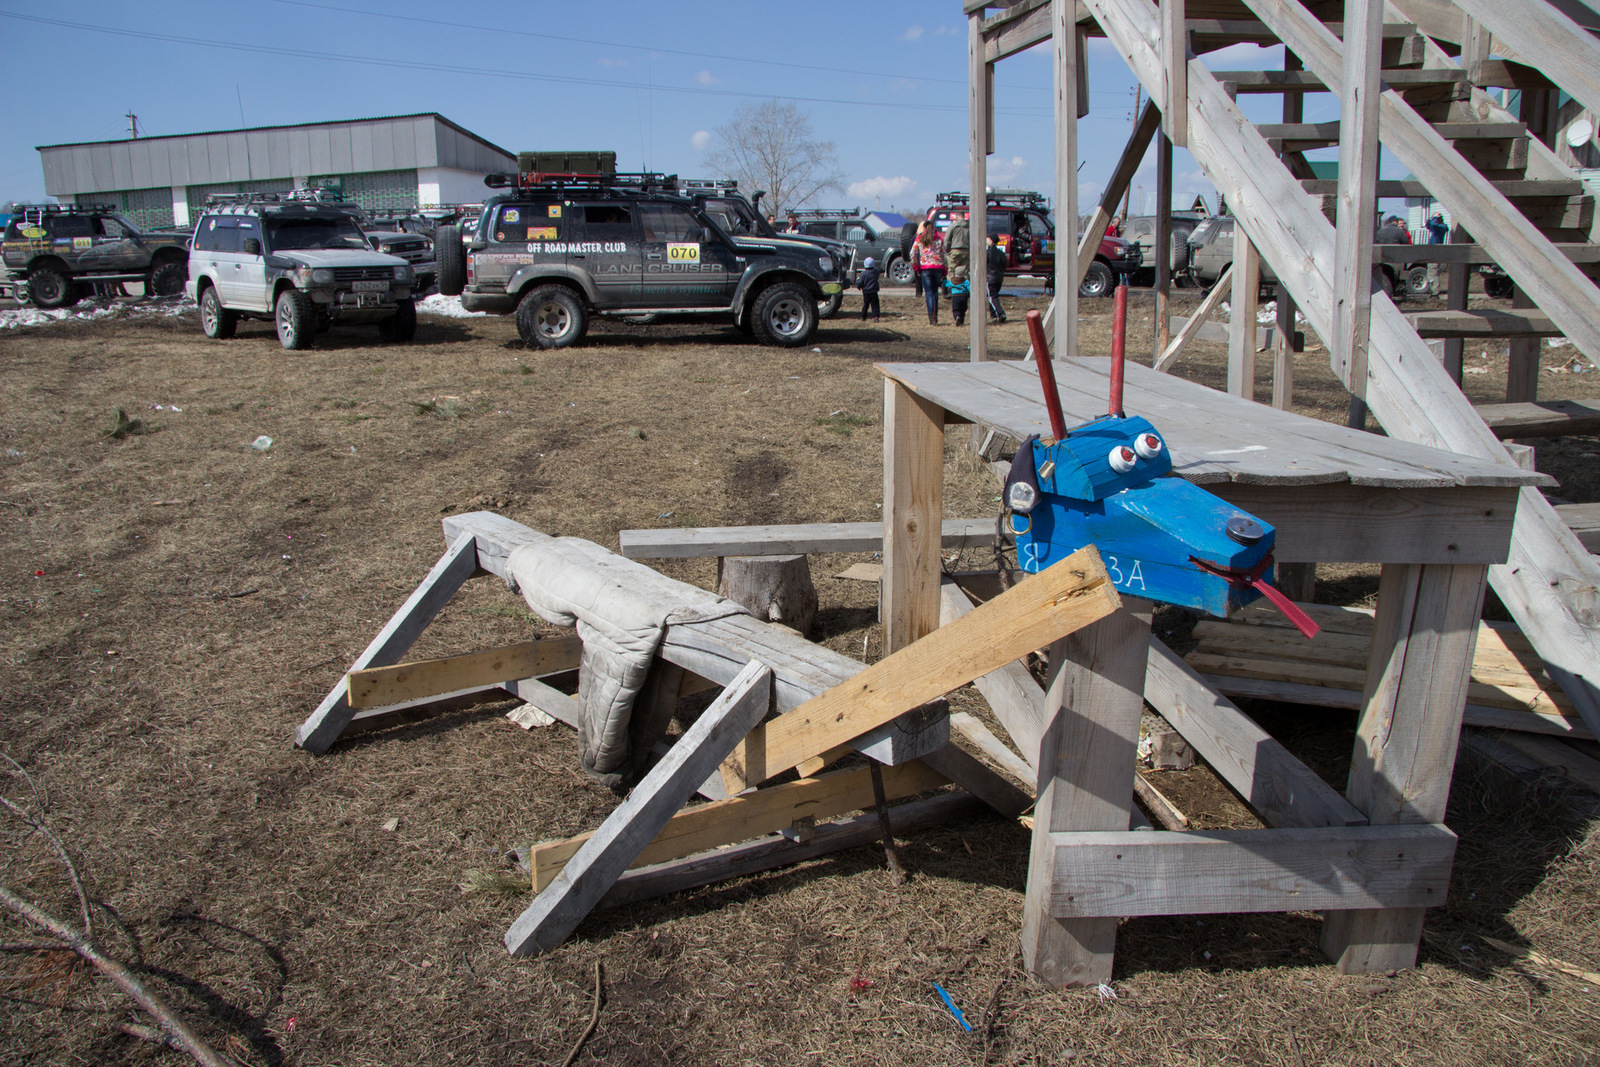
[916,224,947,324]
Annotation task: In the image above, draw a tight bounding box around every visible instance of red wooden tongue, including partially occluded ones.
[1249,578,1321,639]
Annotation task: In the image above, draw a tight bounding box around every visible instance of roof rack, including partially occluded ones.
[678,178,740,192]
[13,202,119,219]
[935,189,1050,210]
[789,207,863,219]
[483,171,679,193]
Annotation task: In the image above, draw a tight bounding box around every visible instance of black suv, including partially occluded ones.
[789,208,910,285]
[437,172,848,348]
[2,203,190,308]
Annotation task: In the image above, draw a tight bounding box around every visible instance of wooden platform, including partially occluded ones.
[1474,399,1600,439]
[1404,309,1562,337]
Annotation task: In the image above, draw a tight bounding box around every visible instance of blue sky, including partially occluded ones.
[0,1,1353,216]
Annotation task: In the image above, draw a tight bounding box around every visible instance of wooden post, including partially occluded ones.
[1506,286,1541,402]
[1153,132,1173,360]
[1052,0,1080,362]
[1321,562,1488,973]
[1227,223,1260,400]
[1273,49,1303,411]
[970,10,990,362]
[716,554,817,635]
[1459,13,1490,85]
[1444,224,1468,385]
[1330,0,1384,407]
[882,380,945,653]
[1022,603,1151,987]
[1161,0,1187,146]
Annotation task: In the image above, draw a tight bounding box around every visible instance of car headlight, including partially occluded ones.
[394,265,411,281]
[818,255,833,272]
[311,268,334,285]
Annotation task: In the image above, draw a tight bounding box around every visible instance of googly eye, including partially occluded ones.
[1108,445,1137,474]
[1134,433,1164,460]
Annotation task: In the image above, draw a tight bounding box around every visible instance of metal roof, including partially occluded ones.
[36,112,511,158]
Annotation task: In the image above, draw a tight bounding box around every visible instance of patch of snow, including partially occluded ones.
[0,298,191,331]
[417,294,485,318]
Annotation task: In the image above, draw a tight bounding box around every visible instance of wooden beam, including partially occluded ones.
[1144,637,1368,829]
[981,0,1055,63]
[1053,0,1081,362]
[721,547,1119,790]
[1049,824,1456,917]
[1022,604,1150,987]
[619,518,997,559]
[1227,223,1260,399]
[1154,262,1232,371]
[594,791,985,911]
[531,759,949,890]
[920,740,1034,817]
[1161,0,1187,146]
[1454,0,1600,125]
[1403,309,1561,337]
[882,381,946,654]
[939,578,1045,769]
[971,8,991,361]
[346,637,582,709]
[1322,562,1488,973]
[296,532,480,754]
[950,712,1036,788]
[1154,132,1174,358]
[504,659,773,957]
[1209,67,1467,92]
[1329,0,1384,401]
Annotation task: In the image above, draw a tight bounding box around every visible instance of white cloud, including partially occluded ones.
[691,130,712,151]
[848,175,918,201]
[899,25,924,41]
[987,155,1028,182]
[694,70,718,85]
[596,56,627,67]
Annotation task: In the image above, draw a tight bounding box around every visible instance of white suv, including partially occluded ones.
[186,193,416,349]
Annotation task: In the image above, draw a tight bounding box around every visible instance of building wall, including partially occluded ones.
[417,167,494,207]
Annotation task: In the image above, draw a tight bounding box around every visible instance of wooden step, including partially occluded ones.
[1299,178,1584,199]
[1474,398,1600,439]
[1213,68,1468,93]
[1404,309,1561,337]
[1371,243,1600,265]
[1267,124,1529,169]
[1555,503,1600,553]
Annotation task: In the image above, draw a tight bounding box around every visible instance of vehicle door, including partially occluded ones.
[479,202,541,294]
[233,217,268,311]
[1126,217,1156,266]
[636,202,738,308]
[87,215,145,273]
[839,221,873,263]
[46,213,97,269]
[199,216,247,307]
[1024,209,1054,273]
[800,221,839,241]
[564,201,643,307]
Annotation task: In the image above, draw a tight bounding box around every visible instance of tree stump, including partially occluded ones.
[717,555,817,636]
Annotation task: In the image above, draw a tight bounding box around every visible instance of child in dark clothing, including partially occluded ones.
[857,257,882,321]
[946,276,970,326]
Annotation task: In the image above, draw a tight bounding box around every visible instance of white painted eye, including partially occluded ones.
[1134,433,1164,460]
[1108,445,1137,474]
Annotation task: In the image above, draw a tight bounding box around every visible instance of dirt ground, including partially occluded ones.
[2,282,1599,1066]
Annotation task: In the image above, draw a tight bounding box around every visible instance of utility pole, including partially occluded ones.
[126,111,139,139]
[1120,85,1140,222]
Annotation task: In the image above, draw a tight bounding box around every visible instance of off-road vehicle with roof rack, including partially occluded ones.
[671,178,855,318]
[435,170,848,348]
[927,189,1141,298]
[185,190,417,350]
[788,207,909,285]
[2,202,191,308]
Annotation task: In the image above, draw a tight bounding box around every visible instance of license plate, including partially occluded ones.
[352,280,389,292]
[355,293,382,308]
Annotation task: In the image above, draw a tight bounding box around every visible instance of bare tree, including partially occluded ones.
[703,100,846,214]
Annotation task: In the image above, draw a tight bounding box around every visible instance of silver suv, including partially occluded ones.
[186,192,416,349]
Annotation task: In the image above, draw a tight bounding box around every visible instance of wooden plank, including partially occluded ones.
[594,791,984,911]
[970,6,990,361]
[341,683,517,737]
[1556,503,1600,553]
[618,518,996,559]
[1048,824,1456,917]
[940,578,1045,768]
[1322,562,1487,974]
[882,380,945,654]
[1054,0,1081,362]
[920,740,1034,817]
[1145,637,1367,829]
[1475,399,1600,439]
[531,759,949,890]
[1227,218,1261,399]
[1496,733,1600,796]
[1161,0,1187,146]
[346,637,582,709]
[502,676,583,728]
[1022,605,1150,987]
[721,547,1119,790]
[1209,68,1466,92]
[1133,772,1188,828]
[1404,309,1562,337]
[1453,0,1600,129]
[296,532,480,754]
[1329,0,1383,402]
[504,660,773,957]
[1154,263,1233,371]
[950,711,1036,788]
[981,0,1054,63]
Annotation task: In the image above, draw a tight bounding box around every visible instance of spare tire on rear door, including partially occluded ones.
[435,225,465,296]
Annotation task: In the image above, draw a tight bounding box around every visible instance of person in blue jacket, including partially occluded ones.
[857,257,882,321]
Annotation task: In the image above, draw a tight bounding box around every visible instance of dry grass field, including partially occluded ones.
[1,283,1598,1066]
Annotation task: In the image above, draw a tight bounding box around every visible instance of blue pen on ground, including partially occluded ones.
[931,982,972,1032]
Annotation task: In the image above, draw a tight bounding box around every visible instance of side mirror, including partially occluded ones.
[242,238,261,255]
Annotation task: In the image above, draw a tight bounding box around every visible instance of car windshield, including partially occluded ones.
[265,215,369,251]
[704,197,773,237]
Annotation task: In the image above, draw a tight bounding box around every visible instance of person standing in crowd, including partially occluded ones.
[1426,212,1448,244]
[916,222,947,324]
[944,218,971,327]
[784,211,801,233]
[1375,215,1406,245]
[904,219,924,298]
[985,235,1008,323]
[857,256,882,321]
[1107,214,1124,237]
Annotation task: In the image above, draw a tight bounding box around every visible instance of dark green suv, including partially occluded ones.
[437,172,847,348]
[2,203,190,308]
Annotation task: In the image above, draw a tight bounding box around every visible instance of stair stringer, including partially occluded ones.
[1083,0,1600,736]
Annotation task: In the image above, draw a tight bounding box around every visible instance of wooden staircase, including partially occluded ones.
[993,0,1600,735]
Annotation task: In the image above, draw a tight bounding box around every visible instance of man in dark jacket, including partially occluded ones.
[985,235,1008,323]
[857,257,882,321]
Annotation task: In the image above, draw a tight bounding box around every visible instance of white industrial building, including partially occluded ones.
[36,113,515,229]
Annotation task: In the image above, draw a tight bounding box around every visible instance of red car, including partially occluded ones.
[925,189,1141,297]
